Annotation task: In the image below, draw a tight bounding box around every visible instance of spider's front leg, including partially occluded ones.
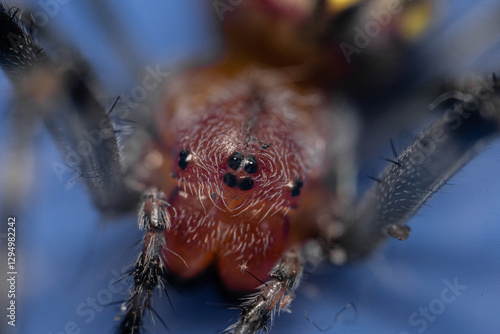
[0,4,138,213]
[337,73,500,259]
[118,188,173,334]
[226,247,303,334]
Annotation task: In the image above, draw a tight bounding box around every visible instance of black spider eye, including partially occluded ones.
[223,173,237,188]
[178,149,190,170]
[243,155,258,174]
[228,152,244,170]
[239,177,254,191]
[291,178,303,197]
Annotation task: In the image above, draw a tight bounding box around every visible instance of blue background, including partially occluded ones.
[2,1,500,333]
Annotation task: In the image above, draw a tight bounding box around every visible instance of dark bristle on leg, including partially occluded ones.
[118,188,172,334]
[225,247,303,334]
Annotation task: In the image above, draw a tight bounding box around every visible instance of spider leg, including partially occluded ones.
[0,4,48,212]
[0,4,138,213]
[338,73,500,259]
[226,246,303,334]
[118,188,173,334]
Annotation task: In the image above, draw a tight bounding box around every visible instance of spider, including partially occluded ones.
[1,1,500,334]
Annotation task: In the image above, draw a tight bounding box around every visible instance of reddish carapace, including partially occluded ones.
[139,63,337,291]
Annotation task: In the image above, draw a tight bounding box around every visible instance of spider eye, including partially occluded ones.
[178,149,190,170]
[228,152,244,170]
[291,178,303,197]
[243,155,258,174]
[223,173,238,188]
[239,177,254,191]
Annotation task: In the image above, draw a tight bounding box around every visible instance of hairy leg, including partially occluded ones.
[118,188,173,334]
[0,5,138,214]
[226,246,303,334]
[336,73,500,258]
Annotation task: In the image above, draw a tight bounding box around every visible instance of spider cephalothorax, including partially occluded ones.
[137,67,337,292]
